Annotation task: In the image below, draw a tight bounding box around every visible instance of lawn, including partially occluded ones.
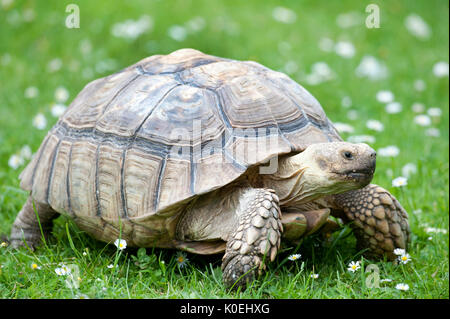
[0,0,448,299]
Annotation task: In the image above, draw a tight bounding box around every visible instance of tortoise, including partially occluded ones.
[11,48,410,289]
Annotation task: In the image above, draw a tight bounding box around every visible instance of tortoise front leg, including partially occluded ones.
[10,196,58,249]
[330,184,411,260]
[222,188,283,290]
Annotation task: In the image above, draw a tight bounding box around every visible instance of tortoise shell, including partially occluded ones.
[19,49,341,232]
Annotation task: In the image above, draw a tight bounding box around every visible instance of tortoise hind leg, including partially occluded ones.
[330,184,411,260]
[221,188,282,290]
[10,196,58,249]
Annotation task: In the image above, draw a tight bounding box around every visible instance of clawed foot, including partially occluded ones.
[222,189,282,290]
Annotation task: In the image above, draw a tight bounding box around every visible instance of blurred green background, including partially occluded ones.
[0,0,448,298]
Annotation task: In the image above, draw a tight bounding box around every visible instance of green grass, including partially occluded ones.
[0,0,448,299]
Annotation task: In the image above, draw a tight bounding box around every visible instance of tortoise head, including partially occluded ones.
[265,142,377,205]
[298,142,376,192]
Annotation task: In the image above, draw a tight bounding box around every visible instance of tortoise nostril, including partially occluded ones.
[344,151,353,160]
[370,151,377,158]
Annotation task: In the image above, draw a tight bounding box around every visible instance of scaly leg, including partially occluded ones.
[330,184,411,260]
[221,188,283,290]
[10,196,58,249]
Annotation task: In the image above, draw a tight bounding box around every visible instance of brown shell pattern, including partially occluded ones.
[19,49,341,221]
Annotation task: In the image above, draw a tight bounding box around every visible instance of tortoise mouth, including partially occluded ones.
[334,167,375,185]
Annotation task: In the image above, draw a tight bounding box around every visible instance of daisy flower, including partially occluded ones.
[378,145,400,157]
[347,261,361,273]
[51,103,67,117]
[31,263,41,270]
[393,248,406,255]
[414,114,431,126]
[176,252,189,268]
[380,278,393,283]
[392,176,408,187]
[24,86,39,99]
[398,253,411,264]
[107,264,116,269]
[432,61,449,78]
[310,273,319,279]
[55,264,71,276]
[114,238,127,250]
[32,113,47,130]
[376,90,394,103]
[385,102,402,114]
[425,128,440,137]
[395,283,410,291]
[8,154,24,170]
[413,79,426,91]
[272,6,297,24]
[366,119,384,132]
[288,254,301,261]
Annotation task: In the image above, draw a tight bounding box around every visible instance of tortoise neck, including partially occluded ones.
[259,153,319,206]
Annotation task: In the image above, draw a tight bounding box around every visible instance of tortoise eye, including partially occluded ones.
[343,151,353,159]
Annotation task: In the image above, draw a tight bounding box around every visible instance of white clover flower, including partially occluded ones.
[288,254,301,261]
[411,102,425,113]
[8,154,24,170]
[32,113,47,130]
[378,145,400,157]
[168,25,187,41]
[347,135,376,144]
[405,14,431,40]
[54,86,69,103]
[114,238,127,250]
[424,128,440,137]
[366,119,384,132]
[413,79,426,92]
[395,283,410,291]
[398,253,411,264]
[334,41,355,59]
[414,114,431,126]
[319,37,334,52]
[272,6,297,24]
[392,176,408,187]
[376,90,394,103]
[51,103,67,117]
[393,248,406,256]
[24,86,39,99]
[347,261,360,273]
[333,122,354,134]
[432,61,449,78]
[0,242,8,248]
[427,108,442,117]
[355,55,389,81]
[402,163,417,177]
[385,102,402,114]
